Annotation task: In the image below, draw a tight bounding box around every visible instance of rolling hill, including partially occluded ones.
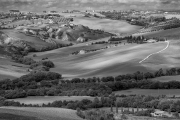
[0,107,83,120]
[28,40,175,78]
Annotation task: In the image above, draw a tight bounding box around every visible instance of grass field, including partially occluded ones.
[1,29,51,49]
[0,58,28,80]
[141,40,180,72]
[73,16,142,35]
[0,107,83,120]
[0,113,41,120]
[114,89,180,97]
[28,41,170,78]
[152,75,180,82]
[8,96,95,105]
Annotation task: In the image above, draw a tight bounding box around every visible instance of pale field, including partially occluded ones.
[152,75,180,82]
[9,96,95,105]
[28,41,168,78]
[0,107,83,120]
[114,89,180,97]
[165,14,180,19]
[141,40,180,72]
[72,16,142,34]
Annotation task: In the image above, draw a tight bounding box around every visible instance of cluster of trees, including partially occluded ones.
[141,18,180,33]
[109,36,145,44]
[0,96,113,110]
[2,78,180,99]
[67,68,180,84]
[72,47,108,55]
[100,11,166,27]
[1,68,180,99]
[1,93,180,117]
[91,41,108,45]
[0,71,62,98]
[36,43,73,52]
[12,56,36,65]
[77,109,114,120]
[116,95,180,114]
[12,55,55,71]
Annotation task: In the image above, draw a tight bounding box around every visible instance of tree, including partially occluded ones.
[173,112,179,118]
[116,102,118,114]
[110,104,113,113]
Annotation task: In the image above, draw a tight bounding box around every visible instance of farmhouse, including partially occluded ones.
[145,39,157,43]
[151,111,165,117]
[77,37,86,43]
[79,50,86,54]
[151,110,174,118]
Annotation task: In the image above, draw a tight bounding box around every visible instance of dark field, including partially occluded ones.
[0,113,41,120]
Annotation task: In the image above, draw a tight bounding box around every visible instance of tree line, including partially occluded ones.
[0,67,180,99]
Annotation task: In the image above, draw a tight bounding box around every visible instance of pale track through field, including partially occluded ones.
[139,40,170,63]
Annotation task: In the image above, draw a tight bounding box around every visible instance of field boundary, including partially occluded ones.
[139,40,170,63]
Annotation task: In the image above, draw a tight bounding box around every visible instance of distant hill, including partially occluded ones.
[0,31,35,56]
[0,24,112,56]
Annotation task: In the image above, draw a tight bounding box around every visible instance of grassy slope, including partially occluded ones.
[0,107,83,120]
[1,29,51,50]
[72,16,142,34]
[28,41,168,78]
[141,40,180,71]
[8,96,95,105]
[0,58,28,80]
[114,89,180,97]
[135,27,180,39]
[133,28,180,77]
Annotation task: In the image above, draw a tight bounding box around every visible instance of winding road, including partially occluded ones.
[139,41,170,63]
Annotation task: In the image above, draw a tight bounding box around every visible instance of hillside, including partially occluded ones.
[135,27,180,39]
[0,107,83,120]
[28,40,175,78]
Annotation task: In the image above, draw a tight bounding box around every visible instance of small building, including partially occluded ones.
[79,50,86,55]
[151,111,165,117]
[146,39,157,43]
[77,37,86,43]
[151,110,174,118]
